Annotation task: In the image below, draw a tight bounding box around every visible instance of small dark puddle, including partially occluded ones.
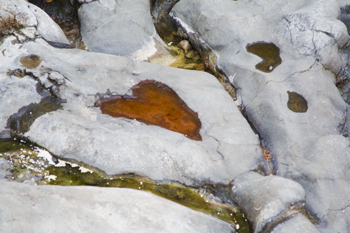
[20,55,42,69]
[287,91,308,113]
[246,42,282,72]
[98,80,202,141]
[8,96,62,135]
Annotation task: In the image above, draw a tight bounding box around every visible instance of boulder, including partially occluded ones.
[0,180,235,233]
[0,33,263,185]
[231,172,306,233]
[171,0,350,231]
[79,0,168,60]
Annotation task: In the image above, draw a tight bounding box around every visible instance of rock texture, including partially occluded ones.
[79,0,168,60]
[171,0,350,232]
[2,0,350,232]
[1,0,263,186]
[269,214,320,233]
[0,180,235,233]
[17,38,261,185]
[231,172,306,233]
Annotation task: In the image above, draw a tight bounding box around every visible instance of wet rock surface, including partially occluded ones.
[1,0,350,232]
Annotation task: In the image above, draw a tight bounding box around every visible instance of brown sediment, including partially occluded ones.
[99,80,202,141]
[20,55,42,69]
[246,42,282,73]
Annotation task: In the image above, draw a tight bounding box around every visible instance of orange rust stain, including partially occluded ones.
[261,146,272,160]
[100,80,202,141]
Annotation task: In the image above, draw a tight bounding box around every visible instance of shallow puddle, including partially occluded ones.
[8,96,62,135]
[246,42,282,72]
[287,91,308,113]
[98,80,202,141]
[20,55,42,69]
[0,138,250,233]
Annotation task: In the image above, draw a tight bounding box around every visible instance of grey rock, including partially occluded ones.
[79,0,168,60]
[171,0,350,231]
[340,4,350,34]
[0,0,69,44]
[338,1,350,9]
[0,180,235,233]
[27,4,70,44]
[0,37,263,186]
[269,214,320,233]
[231,172,306,233]
[0,158,12,179]
[0,73,41,138]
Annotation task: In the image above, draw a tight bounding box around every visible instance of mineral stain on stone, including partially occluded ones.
[246,42,282,72]
[287,91,308,113]
[8,96,62,135]
[99,80,202,141]
[20,55,42,69]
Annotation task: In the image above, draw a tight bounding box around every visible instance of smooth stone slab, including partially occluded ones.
[270,214,320,233]
[0,37,263,186]
[79,0,167,60]
[231,172,306,233]
[0,180,235,233]
[0,0,69,44]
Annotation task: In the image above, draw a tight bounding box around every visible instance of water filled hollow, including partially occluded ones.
[246,42,282,72]
[98,80,202,141]
[287,91,308,113]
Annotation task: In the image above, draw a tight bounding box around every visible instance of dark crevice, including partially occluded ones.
[28,0,83,49]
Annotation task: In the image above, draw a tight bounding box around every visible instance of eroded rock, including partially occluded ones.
[171,0,350,231]
[231,172,306,233]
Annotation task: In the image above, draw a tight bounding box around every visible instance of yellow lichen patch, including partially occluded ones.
[20,55,42,69]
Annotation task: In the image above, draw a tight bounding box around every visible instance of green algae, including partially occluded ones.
[47,163,250,233]
[246,42,282,73]
[0,137,250,232]
[0,139,53,183]
[149,26,206,71]
[287,91,308,113]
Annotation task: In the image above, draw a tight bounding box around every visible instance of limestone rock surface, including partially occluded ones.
[231,172,306,233]
[0,180,235,233]
[79,0,168,60]
[171,0,350,231]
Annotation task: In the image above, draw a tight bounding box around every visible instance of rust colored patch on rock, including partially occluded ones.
[20,55,42,69]
[99,80,202,141]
